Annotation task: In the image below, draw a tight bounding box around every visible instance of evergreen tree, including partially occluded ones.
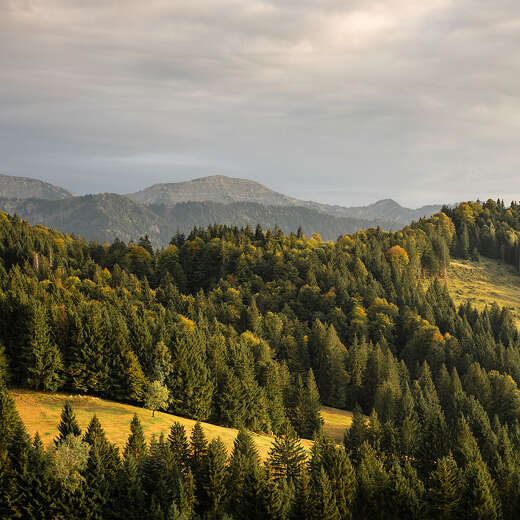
[309,467,340,520]
[169,331,214,421]
[267,423,307,484]
[199,437,228,518]
[124,414,147,460]
[292,369,322,438]
[55,401,81,446]
[24,302,63,391]
[168,421,190,475]
[189,421,208,489]
[427,454,462,520]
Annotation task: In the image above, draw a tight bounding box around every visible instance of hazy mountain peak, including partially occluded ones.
[0,173,73,200]
[127,174,296,206]
[369,198,402,209]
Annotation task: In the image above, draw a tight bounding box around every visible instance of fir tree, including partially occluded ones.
[168,421,190,474]
[199,437,228,518]
[267,423,307,484]
[24,303,63,391]
[55,401,81,446]
[124,414,147,460]
[427,454,462,520]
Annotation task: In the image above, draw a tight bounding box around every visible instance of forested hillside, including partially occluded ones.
[2,198,520,519]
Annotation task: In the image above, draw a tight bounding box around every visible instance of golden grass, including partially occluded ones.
[320,406,353,443]
[446,257,520,328]
[11,390,353,458]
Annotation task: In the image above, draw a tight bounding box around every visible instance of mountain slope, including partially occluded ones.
[127,174,299,206]
[152,201,391,241]
[334,198,442,227]
[0,173,73,200]
[0,193,164,244]
[0,195,391,245]
[128,175,441,228]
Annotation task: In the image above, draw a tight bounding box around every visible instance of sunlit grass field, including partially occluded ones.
[447,257,520,328]
[12,389,353,459]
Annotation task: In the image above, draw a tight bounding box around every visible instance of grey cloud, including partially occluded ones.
[1,0,519,205]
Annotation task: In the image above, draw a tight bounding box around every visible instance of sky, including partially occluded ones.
[1,0,519,207]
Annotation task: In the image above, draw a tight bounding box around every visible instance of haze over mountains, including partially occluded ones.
[0,173,442,245]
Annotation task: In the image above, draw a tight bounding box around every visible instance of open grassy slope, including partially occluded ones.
[11,390,352,458]
[447,257,520,327]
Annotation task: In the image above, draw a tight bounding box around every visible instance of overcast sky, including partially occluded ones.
[1,0,519,206]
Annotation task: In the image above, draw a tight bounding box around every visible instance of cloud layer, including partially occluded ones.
[1,0,519,205]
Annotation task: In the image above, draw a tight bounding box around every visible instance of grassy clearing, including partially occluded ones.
[11,389,352,458]
[320,406,352,443]
[446,257,520,327]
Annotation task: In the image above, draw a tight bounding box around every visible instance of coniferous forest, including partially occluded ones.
[1,199,520,518]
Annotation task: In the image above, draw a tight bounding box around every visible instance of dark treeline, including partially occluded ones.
[1,199,520,518]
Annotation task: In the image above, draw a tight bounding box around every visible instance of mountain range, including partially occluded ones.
[0,173,442,246]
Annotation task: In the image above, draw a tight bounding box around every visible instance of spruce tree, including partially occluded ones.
[309,467,340,520]
[226,429,260,514]
[427,454,462,520]
[24,303,63,391]
[124,414,147,460]
[168,421,190,474]
[199,437,228,518]
[55,401,81,446]
[189,421,208,489]
[169,332,214,421]
[267,423,307,484]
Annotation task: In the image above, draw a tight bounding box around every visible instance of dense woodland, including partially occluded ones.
[1,199,520,518]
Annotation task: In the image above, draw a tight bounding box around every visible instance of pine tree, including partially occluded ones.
[318,441,357,519]
[309,467,340,520]
[267,423,307,484]
[292,369,322,438]
[24,303,63,391]
[226,429,261,514]
[199,437,228,518]
[291,470,311,520]
[388,458,424,519]
[455,418,500,520]
[169,331,214,421]
[124,414,147,460]
[189,421,208,489]
[168,421,190,475]
[55,401,81,446]
[427,454,462,520]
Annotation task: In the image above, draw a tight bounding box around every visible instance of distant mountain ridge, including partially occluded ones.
[0,173,73,200]
[127,175,299,206]
[0,173,442,246]
[128,175,442,228]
